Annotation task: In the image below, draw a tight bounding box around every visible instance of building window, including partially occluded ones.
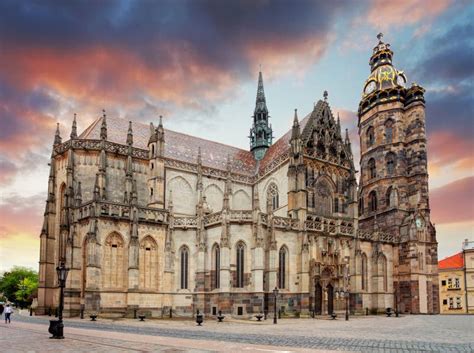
[103,232,125,289]
[447,278,452,289]
[369,191,377,212]
[266,183,279,213]
[214,244,220,289]
[150,188,154,197]
[441,280,446,286]
[236,242,245,288]
[368,158,376,179]
[180,247,189,289]
[139,236,158,289]
[334,198,339,213]
[278,247,288,289]
[443,299,447,305]
[449,297,454,309]
[456,297,462,309]
[151,144,155,157]
[386,153,396,175]
[367,126,375,147]
[359,197,364,215]
[454,278,461,289]
[385,120,393,143]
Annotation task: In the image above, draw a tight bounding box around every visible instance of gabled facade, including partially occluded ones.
[37,35,439,318]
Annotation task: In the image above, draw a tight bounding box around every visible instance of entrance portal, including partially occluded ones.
[315,282,322,315]
[327,283,334,315]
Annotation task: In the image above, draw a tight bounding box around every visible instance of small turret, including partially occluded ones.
[147,116,165,208]
[54,123,62,146]
[70,114,78,140]
[100,110,107,140]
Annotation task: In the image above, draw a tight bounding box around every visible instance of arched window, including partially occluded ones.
[361,253,368,291]
[369,190,377,212]
[151,144,155,157]
[213,244,220,289]
[385,120,393,143]
[139,236,158,289]
[236,242,245,288]
[266,183,279,212]
[278,246,288,289]
[334,198,339,213]
[367,126,375,147]
[150,188,154,197]
[103,233,125,289]
[359,197,364,215]
[386,153,396,175]
[180,246,189,289]
[368,158,376,179]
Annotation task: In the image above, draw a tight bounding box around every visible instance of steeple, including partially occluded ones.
[100,110,107,140]
[54,123,62,146]
[249,71,273,160]
[70,114,77,139]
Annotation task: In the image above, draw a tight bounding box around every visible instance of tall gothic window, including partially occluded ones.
[278,246,288,289]
[266,183,279,212]
[103,232,125,289]
[236,242,245,288]
[379,255,388,292]
[315,179,332,217]
[386,153,396,175]
[180,246,189,289]
[334,198,339,213]
[361,253,368,291]
[367,126,375,147]
[213,244,220,289]
[359,197,364,215]
[369,190,377,212]
[385,120,393,143]
[139,236,158,290]
[368,158,376,179]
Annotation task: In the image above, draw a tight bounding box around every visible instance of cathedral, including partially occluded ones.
[37,35,439,318]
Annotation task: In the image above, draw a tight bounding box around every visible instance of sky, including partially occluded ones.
[0,0,473,272]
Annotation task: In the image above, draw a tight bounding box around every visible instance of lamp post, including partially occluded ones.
[273,287,279,324]
[49,262,69,339]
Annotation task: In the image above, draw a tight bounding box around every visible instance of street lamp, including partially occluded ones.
[49,262,69,339]
[273,287,279,324]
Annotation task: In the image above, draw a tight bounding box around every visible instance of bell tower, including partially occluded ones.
[358,34,439,314]
[249,71,273,160]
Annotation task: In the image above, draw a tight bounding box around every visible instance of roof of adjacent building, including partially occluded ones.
[438,252,464,270]
[79,114,309,177]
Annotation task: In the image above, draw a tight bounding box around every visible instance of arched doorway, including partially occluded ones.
[315,282,322,315]
[327,283,334,315]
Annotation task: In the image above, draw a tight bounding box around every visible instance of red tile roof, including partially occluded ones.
[438,252,464,270]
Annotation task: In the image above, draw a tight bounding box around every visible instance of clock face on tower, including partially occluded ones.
[364,81,376,95]
[416,217,424,229]
[397,75,406,87]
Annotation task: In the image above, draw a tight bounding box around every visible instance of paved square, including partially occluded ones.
[3,311,473,352]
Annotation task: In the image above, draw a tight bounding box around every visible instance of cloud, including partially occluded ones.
[430,176,474,224]
[428,131,474,174]
[366,0,452,30]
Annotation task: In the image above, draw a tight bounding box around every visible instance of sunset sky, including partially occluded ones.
[0,0,473,272]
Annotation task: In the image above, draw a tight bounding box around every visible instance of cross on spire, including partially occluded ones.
[377,32,383,42]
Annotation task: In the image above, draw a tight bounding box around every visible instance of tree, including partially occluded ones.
[0,267,38,308]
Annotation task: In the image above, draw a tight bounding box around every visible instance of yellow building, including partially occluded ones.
[463,239,474,314]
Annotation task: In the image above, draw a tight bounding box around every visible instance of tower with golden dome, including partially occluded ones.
[357,34,439,314]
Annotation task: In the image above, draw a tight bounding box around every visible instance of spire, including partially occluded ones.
[345,128,350,144]
[100,110,107,140]
[337,112,341,129]
[255,71,268,114]
[250,71,272,160]
[148,122,157,145]
[127,121,133,146]
[54,123,62,145]
[323,90,328,101]
[291,109,300,140]
[70,114,77,139]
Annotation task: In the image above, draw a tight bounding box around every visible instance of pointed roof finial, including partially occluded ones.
[323,90,328,101]
[127,121,133,146]
[70,113,77,139]
[159,115,163,127]
[377,32,383,43]
[291,109,300,140]
[226,153,232,172]
[255,71,268,112]
[100,109,107,140]
[337,112,341,126]
[54,123,62,145]
[293,109,299,125]
[345,128,350,143]
[197,146,202,164]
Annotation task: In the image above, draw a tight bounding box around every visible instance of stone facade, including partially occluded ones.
[37,35,439,318]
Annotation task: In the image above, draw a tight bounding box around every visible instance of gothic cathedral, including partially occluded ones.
[37,35,439,318]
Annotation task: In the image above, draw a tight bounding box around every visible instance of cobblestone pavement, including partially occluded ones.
[8,311,474,353]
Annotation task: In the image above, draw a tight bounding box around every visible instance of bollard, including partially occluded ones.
[170,307,172,319]
[134,309,137,319]
[196,310,203,326]
[80,305,84,319]
[365,307,369,316]
[29,307,33,316]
